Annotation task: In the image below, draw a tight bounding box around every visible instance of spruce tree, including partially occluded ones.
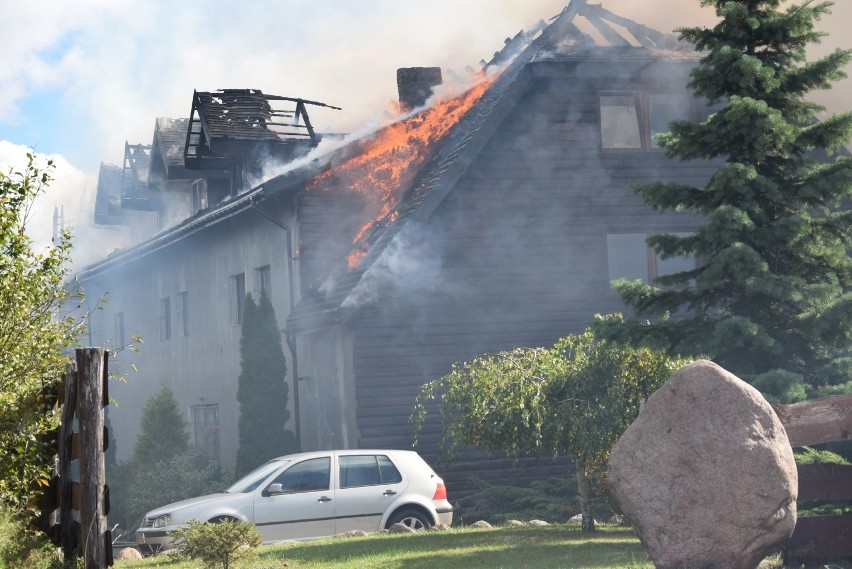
[605,0,852,402]
[235,292,298,477]
[132,385,189,465]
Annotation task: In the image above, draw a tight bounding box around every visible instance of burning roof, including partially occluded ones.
[288,0,699,333]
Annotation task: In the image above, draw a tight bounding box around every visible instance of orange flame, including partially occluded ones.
[307,76,495,269]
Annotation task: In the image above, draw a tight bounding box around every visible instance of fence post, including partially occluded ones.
[76,348,112,568]
[59,362,78,559]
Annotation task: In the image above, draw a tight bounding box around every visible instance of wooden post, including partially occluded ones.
[59,362,78,560]
[76,348,110,569]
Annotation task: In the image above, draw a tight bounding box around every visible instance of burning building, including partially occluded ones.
[80,0,717,494]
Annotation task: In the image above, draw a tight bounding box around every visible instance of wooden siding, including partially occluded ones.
[347,70,718,498]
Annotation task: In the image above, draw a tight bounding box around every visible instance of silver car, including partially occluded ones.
[135,449,452,553]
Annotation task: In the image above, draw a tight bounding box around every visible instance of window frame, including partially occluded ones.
[159,297,172,341]
[192,403,220,461]
[599,90,697,153]
[176,290,190,337]
[230,273,246,326]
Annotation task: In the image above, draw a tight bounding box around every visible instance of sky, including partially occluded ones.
[0,0,849,267]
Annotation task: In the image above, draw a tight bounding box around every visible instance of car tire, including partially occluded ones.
[387,509,431,531]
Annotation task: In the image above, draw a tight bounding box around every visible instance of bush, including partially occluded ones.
[0,507,63,569]
[171,518,262,569]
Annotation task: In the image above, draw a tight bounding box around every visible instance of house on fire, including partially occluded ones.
[79,0,719,491]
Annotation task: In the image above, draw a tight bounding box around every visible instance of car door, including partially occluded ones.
[252,456,336,541]
[334,454,408,533]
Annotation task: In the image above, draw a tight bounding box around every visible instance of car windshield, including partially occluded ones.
[226,459,290,493]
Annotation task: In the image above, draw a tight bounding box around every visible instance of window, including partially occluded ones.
[191,179,208,214]
[607,233,697,286]
[114,311,125,348]
[230,273,246,325]
[159,297,171,341]
[192,404,219,460]
[254,265,271,298]
[268,458,330,493]
[176,290,190,337]
[600,92,695,151]
[600,94,642,149]
[649,94,693,148]
[339,455,403,488]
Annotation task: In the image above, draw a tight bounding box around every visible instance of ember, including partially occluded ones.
[307,76,495,269]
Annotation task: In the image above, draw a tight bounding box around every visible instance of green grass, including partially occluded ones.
[115,525,654,569]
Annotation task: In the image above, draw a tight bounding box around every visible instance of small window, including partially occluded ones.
[159,297,171,341]
[192,404,219,461]
[254,265,271,298]
[269,458,330,493]
[649,93,693,148]
[607,233,697,287]
[600,94,642,149]
[176,290,190,337]
[191,179,208,214]
[377,456,403,484]
[230,273,246,325]
[114,311,125,348]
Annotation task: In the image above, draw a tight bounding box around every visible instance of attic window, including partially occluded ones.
[600,95,642,149]
[600,92,695,151]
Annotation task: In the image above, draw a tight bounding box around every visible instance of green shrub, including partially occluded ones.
[0,507,63,569]
[171,518,262,569]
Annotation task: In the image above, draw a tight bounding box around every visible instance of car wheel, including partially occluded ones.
[387,509,431,531]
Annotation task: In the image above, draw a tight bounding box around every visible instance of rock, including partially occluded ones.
[336,530,368,538]
[115,547,143,560]
[429,523,452,531]
[608,360,797,569]
[388,523,416,534]
[504,519,525,526]
[608,514,625,525]
[566,514,583,525]
[527,519,549,526]
[469,520,492,529]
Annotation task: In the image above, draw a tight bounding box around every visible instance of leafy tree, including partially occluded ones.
[0,154,85,520]
[601,0,852,403]
[235,291,298,478]
[413,316,688,532]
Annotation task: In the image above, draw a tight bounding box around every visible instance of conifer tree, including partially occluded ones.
[604,0,852,402]
[132,385,188,465]
[235,292,298,478]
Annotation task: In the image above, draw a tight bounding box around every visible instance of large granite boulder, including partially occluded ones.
[608,360,797,569]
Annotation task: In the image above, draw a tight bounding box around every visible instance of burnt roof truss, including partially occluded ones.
[121,142,159,211]
[184,89,341,170]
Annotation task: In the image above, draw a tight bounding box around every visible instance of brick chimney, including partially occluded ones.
[396,67,443,111]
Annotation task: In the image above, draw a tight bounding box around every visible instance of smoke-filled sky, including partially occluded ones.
[0,0,849,266]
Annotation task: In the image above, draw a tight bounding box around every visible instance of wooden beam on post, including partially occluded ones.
[76,348,111,568]
[59,362,78,560]
[772,394,852,448]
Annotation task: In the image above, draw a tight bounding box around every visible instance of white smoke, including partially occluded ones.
[0,141,133,270]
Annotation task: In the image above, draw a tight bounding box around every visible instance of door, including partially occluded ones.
[252,456,336,541]
[334,454,408,533]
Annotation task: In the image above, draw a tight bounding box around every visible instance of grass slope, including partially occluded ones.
[116,525,653,569]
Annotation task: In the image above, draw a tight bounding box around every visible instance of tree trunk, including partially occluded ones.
[575,456,595,532]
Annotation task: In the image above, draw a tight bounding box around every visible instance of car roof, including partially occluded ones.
[267,449,418,462]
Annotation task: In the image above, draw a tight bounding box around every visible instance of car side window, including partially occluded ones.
[377,455,402,484]
[340,456,381,488]
[270,457,330,493]
[340,455,403,488]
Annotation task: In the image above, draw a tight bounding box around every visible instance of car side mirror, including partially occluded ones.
[267,483,284,495]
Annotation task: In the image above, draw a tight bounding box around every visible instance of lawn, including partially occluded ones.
[116,525,656,569]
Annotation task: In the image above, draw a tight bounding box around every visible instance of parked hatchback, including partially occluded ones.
[135,449,452,553]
